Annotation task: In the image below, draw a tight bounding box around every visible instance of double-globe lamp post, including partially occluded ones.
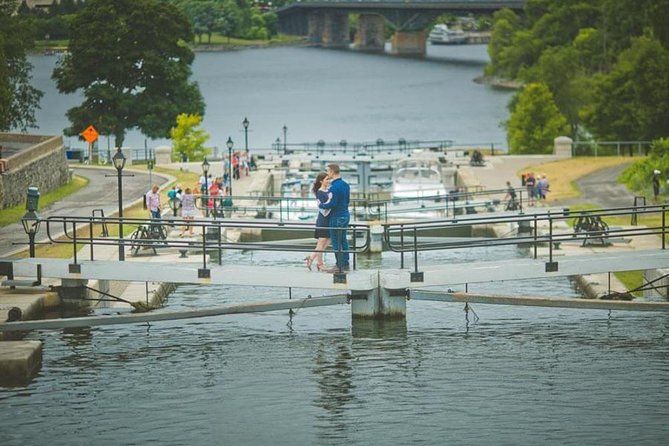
[243,117,249,154]
[112,148,126,261]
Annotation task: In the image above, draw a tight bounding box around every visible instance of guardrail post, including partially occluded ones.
[545,211,558,272]
[400,224,405,269]
[410,227,423,282]
[533,214,538,259]
[198,223,210,279]
[89,221,94,261]
[663,205,666,250]
[69,221,81,273]
[218,220,223,266]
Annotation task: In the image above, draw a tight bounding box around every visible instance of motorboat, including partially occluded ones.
[391,155,452,201]
[428,24,466,45]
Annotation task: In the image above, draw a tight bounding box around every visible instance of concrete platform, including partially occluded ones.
[0,340,42,387]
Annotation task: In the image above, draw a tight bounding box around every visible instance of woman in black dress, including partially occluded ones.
[305,172,331,271]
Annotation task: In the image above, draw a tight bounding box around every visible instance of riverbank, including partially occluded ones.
[473,75,522,90]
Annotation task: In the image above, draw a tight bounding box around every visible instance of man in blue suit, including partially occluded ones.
[319,163,350,271]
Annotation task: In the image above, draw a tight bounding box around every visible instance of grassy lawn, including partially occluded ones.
[0,175,88,228]
[521,156,636,202]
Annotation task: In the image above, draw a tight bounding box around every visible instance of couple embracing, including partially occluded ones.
[304,164,350,273]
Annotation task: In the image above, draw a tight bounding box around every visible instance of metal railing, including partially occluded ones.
[384,205,667,279]
[43,215,371,276]
[196,187,527,223]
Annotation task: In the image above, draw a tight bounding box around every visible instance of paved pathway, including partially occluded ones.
[0,166,169,257]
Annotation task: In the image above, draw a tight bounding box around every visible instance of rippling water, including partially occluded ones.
[6,46,668,444]
[2,247,668,445]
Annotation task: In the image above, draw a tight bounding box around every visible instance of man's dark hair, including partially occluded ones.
[327,164,340,175]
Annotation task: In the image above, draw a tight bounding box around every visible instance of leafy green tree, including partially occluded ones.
[170,113,209,161]
[263,12,278,39]
[506,83,569,154]
[52,0,205,149]
[485,8,520,76]
[0,0,43,131]
[523,45,592,138]
[581,36,669,141]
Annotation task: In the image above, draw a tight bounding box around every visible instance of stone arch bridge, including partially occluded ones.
[277,0,525,56]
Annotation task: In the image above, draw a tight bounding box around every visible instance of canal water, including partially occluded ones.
[3,47,668,444]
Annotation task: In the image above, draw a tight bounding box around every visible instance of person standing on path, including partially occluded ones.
[319,164,351,272]
[652,169,661,203]
[180,188,198,236]
[146,184,162,219]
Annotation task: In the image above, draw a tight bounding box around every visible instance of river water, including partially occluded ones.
[2,46,668,444]
[28,44,511,151]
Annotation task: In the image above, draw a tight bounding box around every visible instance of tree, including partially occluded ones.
[170,113,209,161]
[52,0,205,148]
[581,36,669,141]
[0,0,43,132]
[506,83,569,154]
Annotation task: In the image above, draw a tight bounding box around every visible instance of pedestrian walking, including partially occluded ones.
[146,184,162,219]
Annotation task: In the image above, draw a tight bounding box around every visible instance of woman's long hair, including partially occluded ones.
[312,172,328,195]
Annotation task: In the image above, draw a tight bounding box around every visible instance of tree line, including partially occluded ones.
[487,0,669,155]
[15,0,278,44]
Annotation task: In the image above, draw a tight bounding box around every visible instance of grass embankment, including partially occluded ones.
[0,175,88,228]
[521,156,635,202]
[523,156,655,296]
[17,166,199,259]
[33,34,305,53]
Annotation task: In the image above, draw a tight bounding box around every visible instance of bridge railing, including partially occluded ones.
[43,216,371,275]
[384,204,667,280]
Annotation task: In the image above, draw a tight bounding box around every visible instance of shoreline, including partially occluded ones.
[473,75,522,90]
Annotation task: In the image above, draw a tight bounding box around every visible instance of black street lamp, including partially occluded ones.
[21,187,41,258]
[112,148,127,261]
[243,117,249,154]
[226,137,234,203]
[275,137,281,154]
[282,125,287,151]
[202,157,210,217]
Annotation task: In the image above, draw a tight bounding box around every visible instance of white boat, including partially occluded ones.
[428,24,466,45]
[391,156,451,201]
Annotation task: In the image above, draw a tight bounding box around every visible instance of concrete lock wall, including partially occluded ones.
[0,134,69,209]
[354,14,385,52]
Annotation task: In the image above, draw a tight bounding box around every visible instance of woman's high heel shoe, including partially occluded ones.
[304,256,313,271]
[316,263,326,272]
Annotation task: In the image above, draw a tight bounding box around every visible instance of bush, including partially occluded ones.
[620,138,669,193]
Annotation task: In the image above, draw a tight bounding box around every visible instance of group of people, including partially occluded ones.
[145,183,199,237]
[304,163,351,273]
[521,172,550,206]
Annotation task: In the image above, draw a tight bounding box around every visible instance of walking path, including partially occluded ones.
[0,166,171,257]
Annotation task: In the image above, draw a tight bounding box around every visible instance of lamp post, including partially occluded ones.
[275,137,281,154]
[282,125,287,152]
[226,137,234,203]
[112,148,126,261]
[243,117,249,154]
[202,157,210,217]
[21,187,41,258]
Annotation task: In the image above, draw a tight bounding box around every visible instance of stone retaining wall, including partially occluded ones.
[0,134,69,209]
